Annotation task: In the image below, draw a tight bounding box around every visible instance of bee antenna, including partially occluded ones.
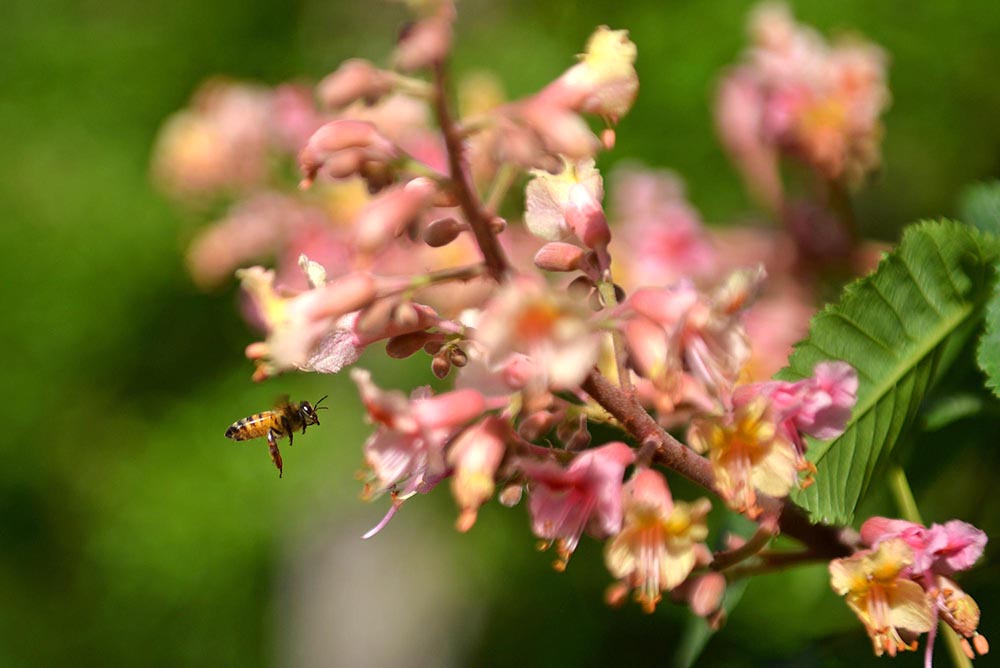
[314,395,329,410]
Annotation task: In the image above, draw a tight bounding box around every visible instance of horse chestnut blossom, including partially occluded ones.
[857,517,990,662]
[829,538,936,658]
[519,442,635,570]
[153,0,988,659]
[716,2,890,199]
[604,468,711,612]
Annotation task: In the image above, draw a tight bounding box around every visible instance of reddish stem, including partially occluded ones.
[580,371,851,558]
[431,63,511,282]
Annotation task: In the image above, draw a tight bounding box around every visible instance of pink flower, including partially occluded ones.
[604,468,711,612]
[301,301,443,376]
[520,442,636,570]
[542,26,639,123]
[238,267,376,378]
[152,80,274,199]
[688,396,798,518]
[860,517,987,577]
[829,538,935,657]
[858,516,990,661]
[610,166,718,289]
[393,2,454,72]
[741,282,815,380]
[353,178,438,255]
[474,277,601,391]
[524,158,609,251]
[298,120,400,189]
[715,3,890,186]
[447,415,508,532]
[352,368,486,498]
[623,268,763,406]
[737,360,857,448]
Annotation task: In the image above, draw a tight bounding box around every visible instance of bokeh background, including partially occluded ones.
[3,0,1000,665]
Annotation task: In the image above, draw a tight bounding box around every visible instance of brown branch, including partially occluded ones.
[711,513,778,571]
[431,63,511,282]
[580,370,851,559]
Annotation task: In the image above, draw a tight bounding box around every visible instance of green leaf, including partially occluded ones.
[777,221,1000,524]
[977,279,1000,397]
[958,181,1000,236]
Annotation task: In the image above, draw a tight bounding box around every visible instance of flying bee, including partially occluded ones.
[225,395,328,477]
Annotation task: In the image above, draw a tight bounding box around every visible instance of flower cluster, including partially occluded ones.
[830,518,989,661]
[716,2,890,209]
[153,0,987,654]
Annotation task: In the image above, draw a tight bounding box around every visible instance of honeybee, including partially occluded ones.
[225,395,328,477]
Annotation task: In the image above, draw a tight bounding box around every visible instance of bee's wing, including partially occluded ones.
[273,394,292,410]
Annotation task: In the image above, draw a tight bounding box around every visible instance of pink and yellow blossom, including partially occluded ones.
[604,468,711,612]
[688,396,797,517]
[829,538,935,657]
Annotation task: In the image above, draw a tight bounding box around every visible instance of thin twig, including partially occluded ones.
[431,63,511,282]
[711,513,779,571]
[580,370,852,558]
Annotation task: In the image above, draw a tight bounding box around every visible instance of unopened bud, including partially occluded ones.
[565,183,611,249]
[498,483,523,507]
[604,582,629,608]
[423,217,464,247]
[298,120,398,188]
[689,573,726,617]
[534,242,586,272]
[423,339,445,355]
[356,299,396,339]
[386,331,432,359]
[490,217,507,233]
[394,11,453,71]
[393,302,420,329]
[601,127,616,150]
[245,341,269,360]
[432,354,451,379]
[448,346,468,368]
[317,59,391,109]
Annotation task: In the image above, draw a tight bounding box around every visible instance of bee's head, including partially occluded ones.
[300,395,329,426]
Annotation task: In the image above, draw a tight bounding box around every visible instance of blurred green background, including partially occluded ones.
[3,0,999,665]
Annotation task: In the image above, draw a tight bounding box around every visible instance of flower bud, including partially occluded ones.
[393,301,421,329]
[386,331,433,359]
[689,572,726,617]
[394,8,454,71]
[534,242,586,272]
[298,120,398,188]
[317,59,393,109]
[422,216,465,247]
[499,483,523,507]
[601,127,616,150]
[448,346,468,368]
[565,183,611,249]
[432,354,451,379]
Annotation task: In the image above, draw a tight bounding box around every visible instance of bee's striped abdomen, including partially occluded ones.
[225,412,283,441]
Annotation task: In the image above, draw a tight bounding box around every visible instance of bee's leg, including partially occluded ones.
[267,429,283,478]
[282,417,294,447]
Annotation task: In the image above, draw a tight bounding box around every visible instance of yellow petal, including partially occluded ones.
[887,579,934,633]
